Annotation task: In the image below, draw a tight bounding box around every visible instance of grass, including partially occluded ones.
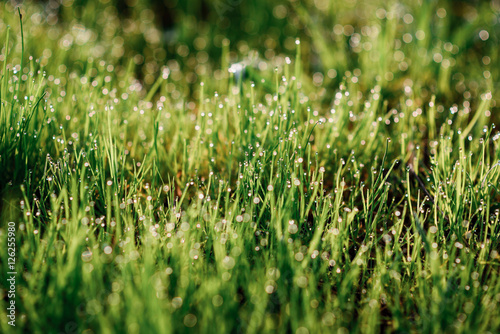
[1,1,500,333]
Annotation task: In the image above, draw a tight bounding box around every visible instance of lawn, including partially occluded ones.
[0,0,499,333]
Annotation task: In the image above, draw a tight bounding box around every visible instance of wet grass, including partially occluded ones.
[1,1,500,333]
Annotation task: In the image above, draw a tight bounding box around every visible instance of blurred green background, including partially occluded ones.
[1,0,498,111]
